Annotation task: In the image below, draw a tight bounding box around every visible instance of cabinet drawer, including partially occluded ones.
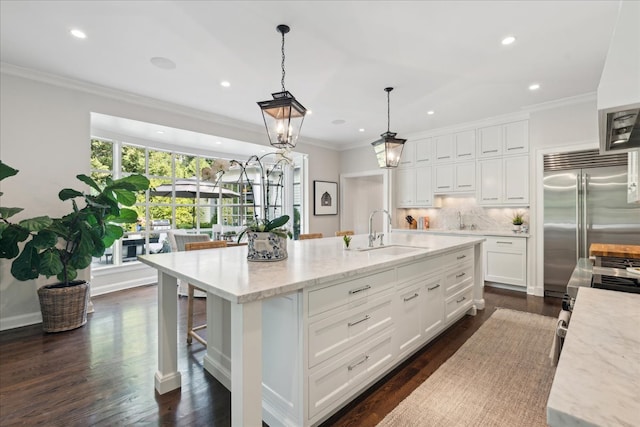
[308,269,395,318]
[397,257,441,284]
[444,262,474,295]
[308,293,393,368]
[445,285,474,323]
[485,236,526,250]
[308,329,394,419]
[443,247,474,266]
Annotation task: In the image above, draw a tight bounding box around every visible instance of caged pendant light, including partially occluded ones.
[371,87,406,168]
[257,24,307,150]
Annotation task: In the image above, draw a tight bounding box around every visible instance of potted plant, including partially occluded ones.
[0,161,150,332]
[202,150,293,262]
[511,211,525,232]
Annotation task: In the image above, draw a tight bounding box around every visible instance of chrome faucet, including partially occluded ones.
[368,209,392,247]
[457,211,465,230]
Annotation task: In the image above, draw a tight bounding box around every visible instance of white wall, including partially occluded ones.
[0,71,340,330]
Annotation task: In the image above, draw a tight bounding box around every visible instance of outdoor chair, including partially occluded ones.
[299,233,323,240]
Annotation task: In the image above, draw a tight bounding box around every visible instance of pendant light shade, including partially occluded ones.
[258,24,307,150]
[371,87,406,168]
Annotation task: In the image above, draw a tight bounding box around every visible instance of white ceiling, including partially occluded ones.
[0,1,621,151]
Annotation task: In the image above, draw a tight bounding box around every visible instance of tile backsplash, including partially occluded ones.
[398,197,528,232]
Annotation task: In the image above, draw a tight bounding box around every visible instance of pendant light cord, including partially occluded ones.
[387,89,391,133]
[281,30,286,92]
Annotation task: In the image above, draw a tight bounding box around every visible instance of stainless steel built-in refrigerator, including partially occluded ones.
[543,150,640,297]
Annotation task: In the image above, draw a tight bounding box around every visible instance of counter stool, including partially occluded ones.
[299,233,323,240]
[184,240,228,346]
[335,230,354,237]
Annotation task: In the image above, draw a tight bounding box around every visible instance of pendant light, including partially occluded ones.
[371,87,406,168]
[257,24,307,150]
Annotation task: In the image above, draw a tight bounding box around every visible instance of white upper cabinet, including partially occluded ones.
[434,164,454,192]
[477,155,528,205]
[434,162,475,194]
[504,120,529,155]
[477,158,503,204]
[415,138,433,164]
[415,166,433,206]
[478,120,529,158]
[504,155,529,204]
[455,162,476,192]
[478,125,503,158]
[396,168,416,207]
[454,130,476,161]
[434,134,454,163]
[398,140,416,168]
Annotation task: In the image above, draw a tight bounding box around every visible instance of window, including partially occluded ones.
[90,137,300,268]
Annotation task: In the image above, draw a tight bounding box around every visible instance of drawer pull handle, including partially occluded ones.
[483,197,498,200]
[437,156,451,159]
[456,296,466,303]
[348,315,370,327]
[458,153,472,157]
[348,355,369,371]
[456,272,466,278]
[458,184,472,188]
[496,241,513,244]
[457,254,467,260]
[403,293,419,302]
[507,146,525,150]
[428,284,440,291]
[437,186,450,189]
[349,285,371,295]
[507,197,524,200]
[483,149,498,153]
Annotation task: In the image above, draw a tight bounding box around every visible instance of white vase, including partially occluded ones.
[246,231,288,262]
[512,224,522,233]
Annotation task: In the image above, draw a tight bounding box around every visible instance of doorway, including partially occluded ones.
[340,170,388,235]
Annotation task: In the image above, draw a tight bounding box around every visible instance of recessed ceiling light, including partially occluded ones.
[427,110,435,115]
[359,128,365,132]
[150,57,176,70]
[70,29,87,39]
[306,110,312,115]
[216,141,222,145]
[501,36,516,45]
[220,81,230,88]
[156,130,165,134]
[529,83,541,91]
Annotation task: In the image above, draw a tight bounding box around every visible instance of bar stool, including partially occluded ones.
[335,230,354,237]
[184,240,228,346]
[299,233,323,240]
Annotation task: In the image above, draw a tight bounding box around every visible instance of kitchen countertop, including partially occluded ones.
[589,243,640,258]
[547,287,640,427]
[393,228,530,238]
[139,233,485,303]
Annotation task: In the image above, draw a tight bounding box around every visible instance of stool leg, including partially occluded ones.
[187,284,195,344]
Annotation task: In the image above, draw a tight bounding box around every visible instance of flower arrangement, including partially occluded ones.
[201,149,293,243]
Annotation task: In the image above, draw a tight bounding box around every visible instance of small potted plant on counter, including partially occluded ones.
[342,234,352,250]
[511,211,525,233]
[0,161,150,332]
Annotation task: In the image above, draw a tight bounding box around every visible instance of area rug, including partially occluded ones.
[378,309,556,427]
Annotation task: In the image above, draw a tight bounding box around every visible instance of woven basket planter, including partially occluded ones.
[37,280,90,333]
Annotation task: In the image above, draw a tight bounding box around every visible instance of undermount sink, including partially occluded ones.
[356,245,423,256]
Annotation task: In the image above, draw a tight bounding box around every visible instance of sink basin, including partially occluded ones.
[355,245,423,256]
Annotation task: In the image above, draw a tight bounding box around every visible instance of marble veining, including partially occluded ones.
[138,233,484,304]
[547,287,640,427]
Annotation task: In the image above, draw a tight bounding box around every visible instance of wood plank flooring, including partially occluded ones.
[0,285,560,426]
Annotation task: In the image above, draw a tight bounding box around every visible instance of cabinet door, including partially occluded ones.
[455,162,475,192]
[434,134,454,163]
[434,164,454,193]
[398,140,415,168]
[422,276,444,341]
[504,120,529,154]
[484,237,527,287]
[454,130,476,160]
[478,125,503,158]
[415,138,433,164]
[396,285,423,359]
[504,156,529,204]
[415,166,432,206]
[477,159,503,204]
[396,168,416,207]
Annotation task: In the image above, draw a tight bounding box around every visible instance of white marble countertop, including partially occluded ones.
[138,233,484,303]
[392,228,530,238]
[547,287,640,426]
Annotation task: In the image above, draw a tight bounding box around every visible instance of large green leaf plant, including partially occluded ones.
[0,161,150,285]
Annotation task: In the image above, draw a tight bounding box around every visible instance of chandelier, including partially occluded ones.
[371,87,406,168]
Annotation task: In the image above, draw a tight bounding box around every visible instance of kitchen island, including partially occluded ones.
[139,233,485,427]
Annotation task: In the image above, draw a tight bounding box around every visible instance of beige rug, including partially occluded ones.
[378,309,556,427]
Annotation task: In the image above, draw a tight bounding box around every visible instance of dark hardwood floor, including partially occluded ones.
[0,285,560,426]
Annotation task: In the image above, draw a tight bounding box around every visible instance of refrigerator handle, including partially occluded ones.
[582,172,589,257]
[576,173,581,260]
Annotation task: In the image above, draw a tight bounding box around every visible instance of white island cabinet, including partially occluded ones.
[139,233,484,427]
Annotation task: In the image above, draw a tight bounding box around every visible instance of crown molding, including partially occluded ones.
[0,62,339,152]
[520,91,596,113]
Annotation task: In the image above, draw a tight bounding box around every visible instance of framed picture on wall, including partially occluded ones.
[314,180,338,215]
